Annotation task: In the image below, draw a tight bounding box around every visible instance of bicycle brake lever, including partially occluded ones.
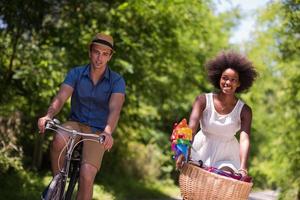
[99,135,105,143]
[45,120,55,129]
[44,119,60,130]
[53,118,61,124]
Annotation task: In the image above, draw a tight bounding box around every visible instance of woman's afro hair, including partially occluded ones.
[205,51,258,93]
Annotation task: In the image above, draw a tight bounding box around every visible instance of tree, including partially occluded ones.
[244,0,300,198]
[0,0,236,186]
[272,0,300,198]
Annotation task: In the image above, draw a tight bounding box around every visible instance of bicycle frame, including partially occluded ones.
[44,119,104,200]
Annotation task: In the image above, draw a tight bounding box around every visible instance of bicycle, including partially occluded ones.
[42,119,105,200]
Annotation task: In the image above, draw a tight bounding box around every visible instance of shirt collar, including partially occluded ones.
[84,64,110,80]
[103,66,110,79]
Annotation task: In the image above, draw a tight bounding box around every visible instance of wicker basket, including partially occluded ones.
[179,163,253,200]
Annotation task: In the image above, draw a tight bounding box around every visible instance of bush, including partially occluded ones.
[0,112,23,173]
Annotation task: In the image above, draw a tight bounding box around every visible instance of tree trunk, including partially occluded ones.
[32,133,45,170]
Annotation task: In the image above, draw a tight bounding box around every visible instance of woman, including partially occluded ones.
[177,51,257,177]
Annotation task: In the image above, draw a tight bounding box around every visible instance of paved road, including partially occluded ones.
[249,190,279,200]
[153,190,279,200]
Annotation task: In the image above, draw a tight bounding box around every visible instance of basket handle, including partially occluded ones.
[188,160,203,168]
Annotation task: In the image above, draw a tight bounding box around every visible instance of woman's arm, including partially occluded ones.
[176,94,205,169]
[239,104,252,175]
[188,94,206,136]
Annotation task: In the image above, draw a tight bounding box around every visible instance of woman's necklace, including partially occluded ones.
[217,94,237,112]
[221,105,226,111]
[219,102,228,111]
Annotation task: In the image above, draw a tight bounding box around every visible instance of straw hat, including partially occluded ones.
[90,33,114,51]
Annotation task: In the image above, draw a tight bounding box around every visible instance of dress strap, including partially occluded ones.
[234,99,245,118]
[205,93,212,111]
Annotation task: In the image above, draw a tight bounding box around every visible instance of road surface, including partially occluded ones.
[153,190,278,200]
[249,190,278,200]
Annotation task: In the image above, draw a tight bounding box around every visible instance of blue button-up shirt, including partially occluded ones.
[63,64,126,131]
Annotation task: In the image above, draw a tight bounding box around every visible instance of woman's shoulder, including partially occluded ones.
[240,103,252,118]
[197,92,213,99]
[194,93,208,111]
[195,93,207,102]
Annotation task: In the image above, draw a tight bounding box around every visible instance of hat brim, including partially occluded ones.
[91,38,114,51]
[90,43,115,53]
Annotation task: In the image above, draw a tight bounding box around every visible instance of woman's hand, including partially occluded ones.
[238,168,248,177]
[176,154,186,170]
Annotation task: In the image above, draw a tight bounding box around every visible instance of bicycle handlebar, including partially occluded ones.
[45,119,105,143]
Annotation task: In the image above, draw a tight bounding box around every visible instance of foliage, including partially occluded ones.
[0,0,239,198]
[0,112,23,173]
[106,0,232,180]
[0,167,180,200]
[0,168,49,200]
[273,0,300,198]
[243,0,300,198]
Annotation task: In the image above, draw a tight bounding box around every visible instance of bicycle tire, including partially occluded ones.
[45,173,65,200]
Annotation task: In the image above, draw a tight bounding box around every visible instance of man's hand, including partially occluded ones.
[38,116,52,134]
[101,132,114,151]
[176,154,186,170]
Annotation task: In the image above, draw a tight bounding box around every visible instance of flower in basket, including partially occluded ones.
[170,118,192,161]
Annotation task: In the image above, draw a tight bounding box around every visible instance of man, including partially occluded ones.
[38,33,125,200]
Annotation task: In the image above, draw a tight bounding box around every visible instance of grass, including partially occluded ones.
[0,168,180,200]
[93,171,180,200]
[0,169,48,200]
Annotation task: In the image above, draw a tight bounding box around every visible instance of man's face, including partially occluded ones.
[89,44,112,69]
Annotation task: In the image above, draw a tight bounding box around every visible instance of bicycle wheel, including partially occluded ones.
[45,173,65,200]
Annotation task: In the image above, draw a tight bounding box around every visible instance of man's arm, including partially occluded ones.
[102,93,125,150]
[38,84,74,133]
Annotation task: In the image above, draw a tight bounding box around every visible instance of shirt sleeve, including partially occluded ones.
[112,77,126,94]
[63,68,78,88]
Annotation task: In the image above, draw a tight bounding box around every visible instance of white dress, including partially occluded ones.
[190,93,244,172]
